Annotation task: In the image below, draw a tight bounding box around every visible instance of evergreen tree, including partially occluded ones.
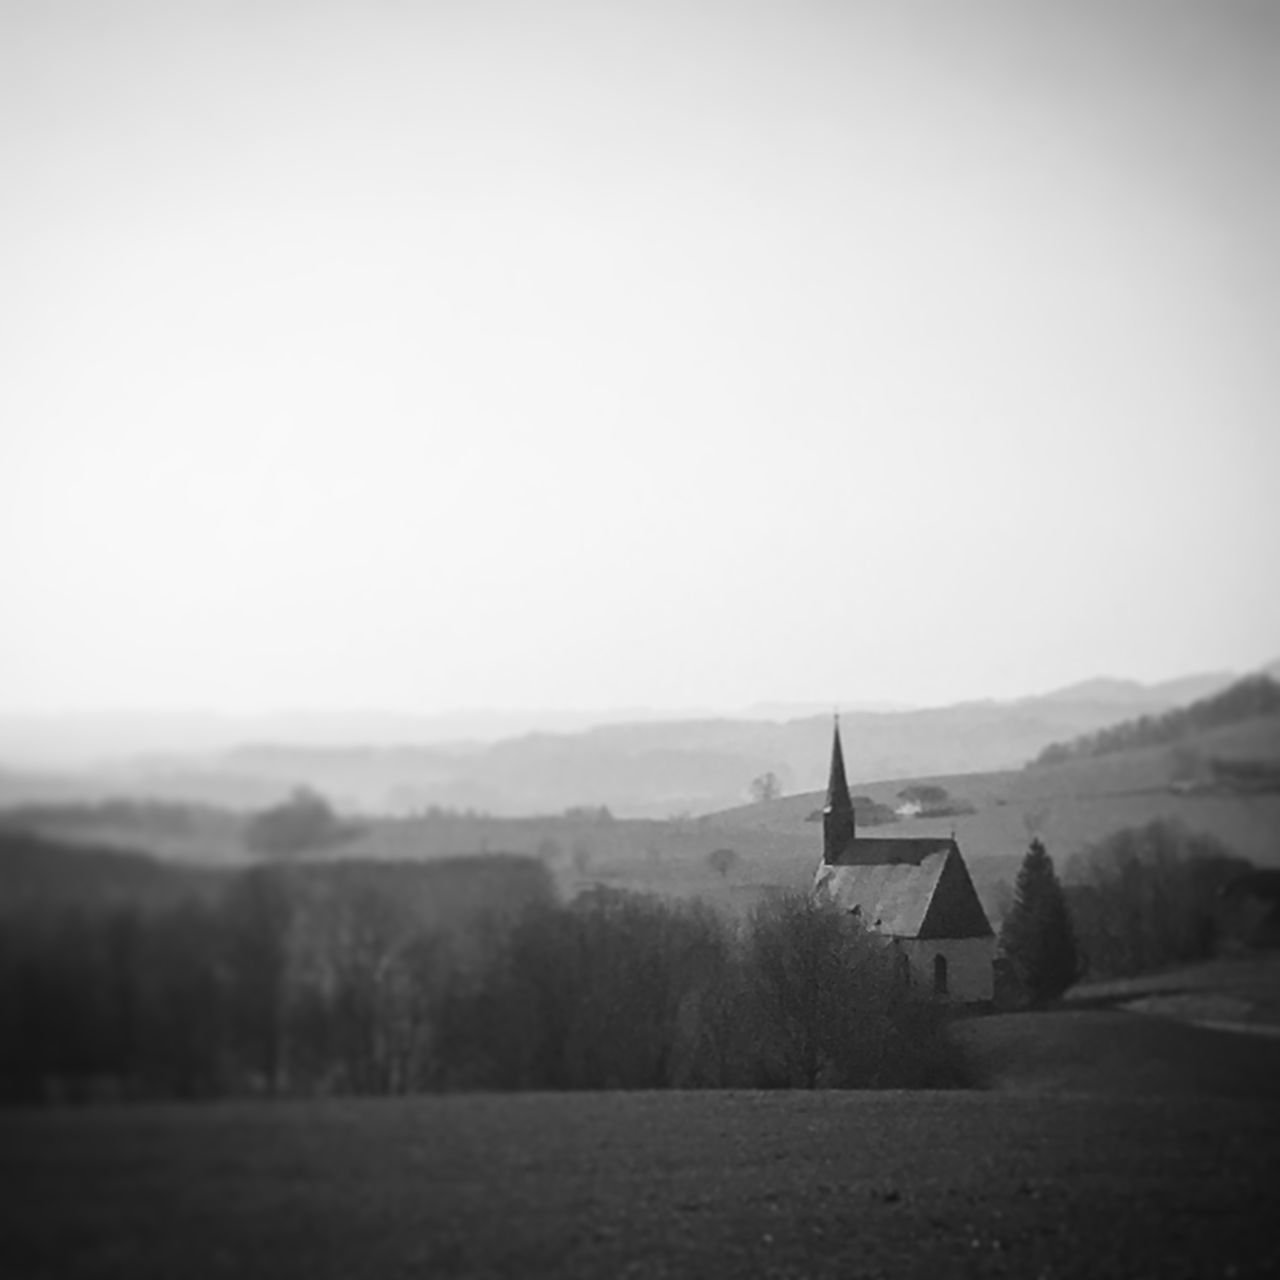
[999,839,1079,1004]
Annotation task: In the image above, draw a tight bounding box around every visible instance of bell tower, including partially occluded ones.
[823,715,856,863]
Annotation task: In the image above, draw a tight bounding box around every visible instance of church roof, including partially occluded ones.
[813,841,993,940]
[812,713,992,940]
[826,835,956,867]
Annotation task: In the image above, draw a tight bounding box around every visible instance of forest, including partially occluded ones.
[1033,674,1280,766]
[0,833,964,1102]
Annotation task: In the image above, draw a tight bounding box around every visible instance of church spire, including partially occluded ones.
[823,714,856,863]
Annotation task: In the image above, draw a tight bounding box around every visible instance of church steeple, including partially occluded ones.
[823,715,856,863]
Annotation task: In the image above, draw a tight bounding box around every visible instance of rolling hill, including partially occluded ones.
[5,683,1278,935]
[3,667,1277,938]
[705,712,1280,916]
[0,668,1262,819]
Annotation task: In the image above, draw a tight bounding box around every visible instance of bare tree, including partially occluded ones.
[749,772,783,803]
[741,894,905,1088]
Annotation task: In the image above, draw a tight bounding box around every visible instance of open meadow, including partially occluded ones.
[4,1077,1279,1280]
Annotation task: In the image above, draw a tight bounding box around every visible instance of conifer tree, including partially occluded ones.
[999,839,1079,1004]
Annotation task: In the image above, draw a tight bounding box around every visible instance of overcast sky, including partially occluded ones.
[2,0,1277,716]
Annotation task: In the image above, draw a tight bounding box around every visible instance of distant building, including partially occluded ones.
[811,719,995,1002]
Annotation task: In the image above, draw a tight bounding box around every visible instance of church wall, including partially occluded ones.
[896,936,994,1003]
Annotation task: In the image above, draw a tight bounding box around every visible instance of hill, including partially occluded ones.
[1037,671,1236,708]
[293,706,1280,927]
[0,669,1253,820]
[7,704,1278,934]
[4,663,1276,935]
[701,712,1280,924]
[1033,674,1280,766]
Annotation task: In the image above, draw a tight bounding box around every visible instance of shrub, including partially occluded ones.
[749,772,783,803]
[243,788,361,858]
[739,894,950,1088]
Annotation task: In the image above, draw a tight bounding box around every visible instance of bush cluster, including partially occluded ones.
[243,788,363,857]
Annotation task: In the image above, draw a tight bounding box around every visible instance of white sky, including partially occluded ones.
[2,0,1278,715]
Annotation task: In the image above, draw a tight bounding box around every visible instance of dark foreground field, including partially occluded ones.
[3,1088,1278,1280]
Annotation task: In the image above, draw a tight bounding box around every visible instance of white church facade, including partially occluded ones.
[811,721,995,1003]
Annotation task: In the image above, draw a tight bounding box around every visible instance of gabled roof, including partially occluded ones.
[826,835,955,868]
[813,842,993,940]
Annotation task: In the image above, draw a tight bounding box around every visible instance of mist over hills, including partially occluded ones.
[0,700,921,769]
[1035,672,1239,708]
[1,667,1272,819]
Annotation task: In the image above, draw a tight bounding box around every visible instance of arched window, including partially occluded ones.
[933,953,949,996]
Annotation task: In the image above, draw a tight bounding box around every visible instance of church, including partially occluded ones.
[811,720,995,1002]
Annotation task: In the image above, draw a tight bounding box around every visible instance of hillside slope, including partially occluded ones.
[0,672,1255,819]
[8,713,1277,932]
[701,713,1280,924]
[1033,673,1280,765]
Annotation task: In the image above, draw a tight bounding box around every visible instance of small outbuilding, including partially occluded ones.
[811,720,995,1003]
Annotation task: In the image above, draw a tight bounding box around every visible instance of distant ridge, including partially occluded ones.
[1,667,1267,819]
[1038,672,1236,708]
[1033,674,1280,767]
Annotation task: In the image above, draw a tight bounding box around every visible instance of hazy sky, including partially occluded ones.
[2,0,1278,715]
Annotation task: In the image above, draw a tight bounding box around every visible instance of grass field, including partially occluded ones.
[956,1006,1280,1100]
[4,1085,1278,1279]
[1066,953,1280,1031]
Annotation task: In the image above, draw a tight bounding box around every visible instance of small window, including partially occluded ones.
[933,953,949,996]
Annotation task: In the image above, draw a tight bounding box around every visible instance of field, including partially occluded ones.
[4,1080,1279,1279]
[1066,953,1280,1032]
[957,1006,1280,1099]
[703,715,1280,919]
[5,712,1278,934]
[298,712,1280,922]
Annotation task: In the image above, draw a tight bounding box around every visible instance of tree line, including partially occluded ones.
[1032,674,1280,767]
[998,819,1255,1002]
[0,851,967,1104]
[4,816,1257,1102]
